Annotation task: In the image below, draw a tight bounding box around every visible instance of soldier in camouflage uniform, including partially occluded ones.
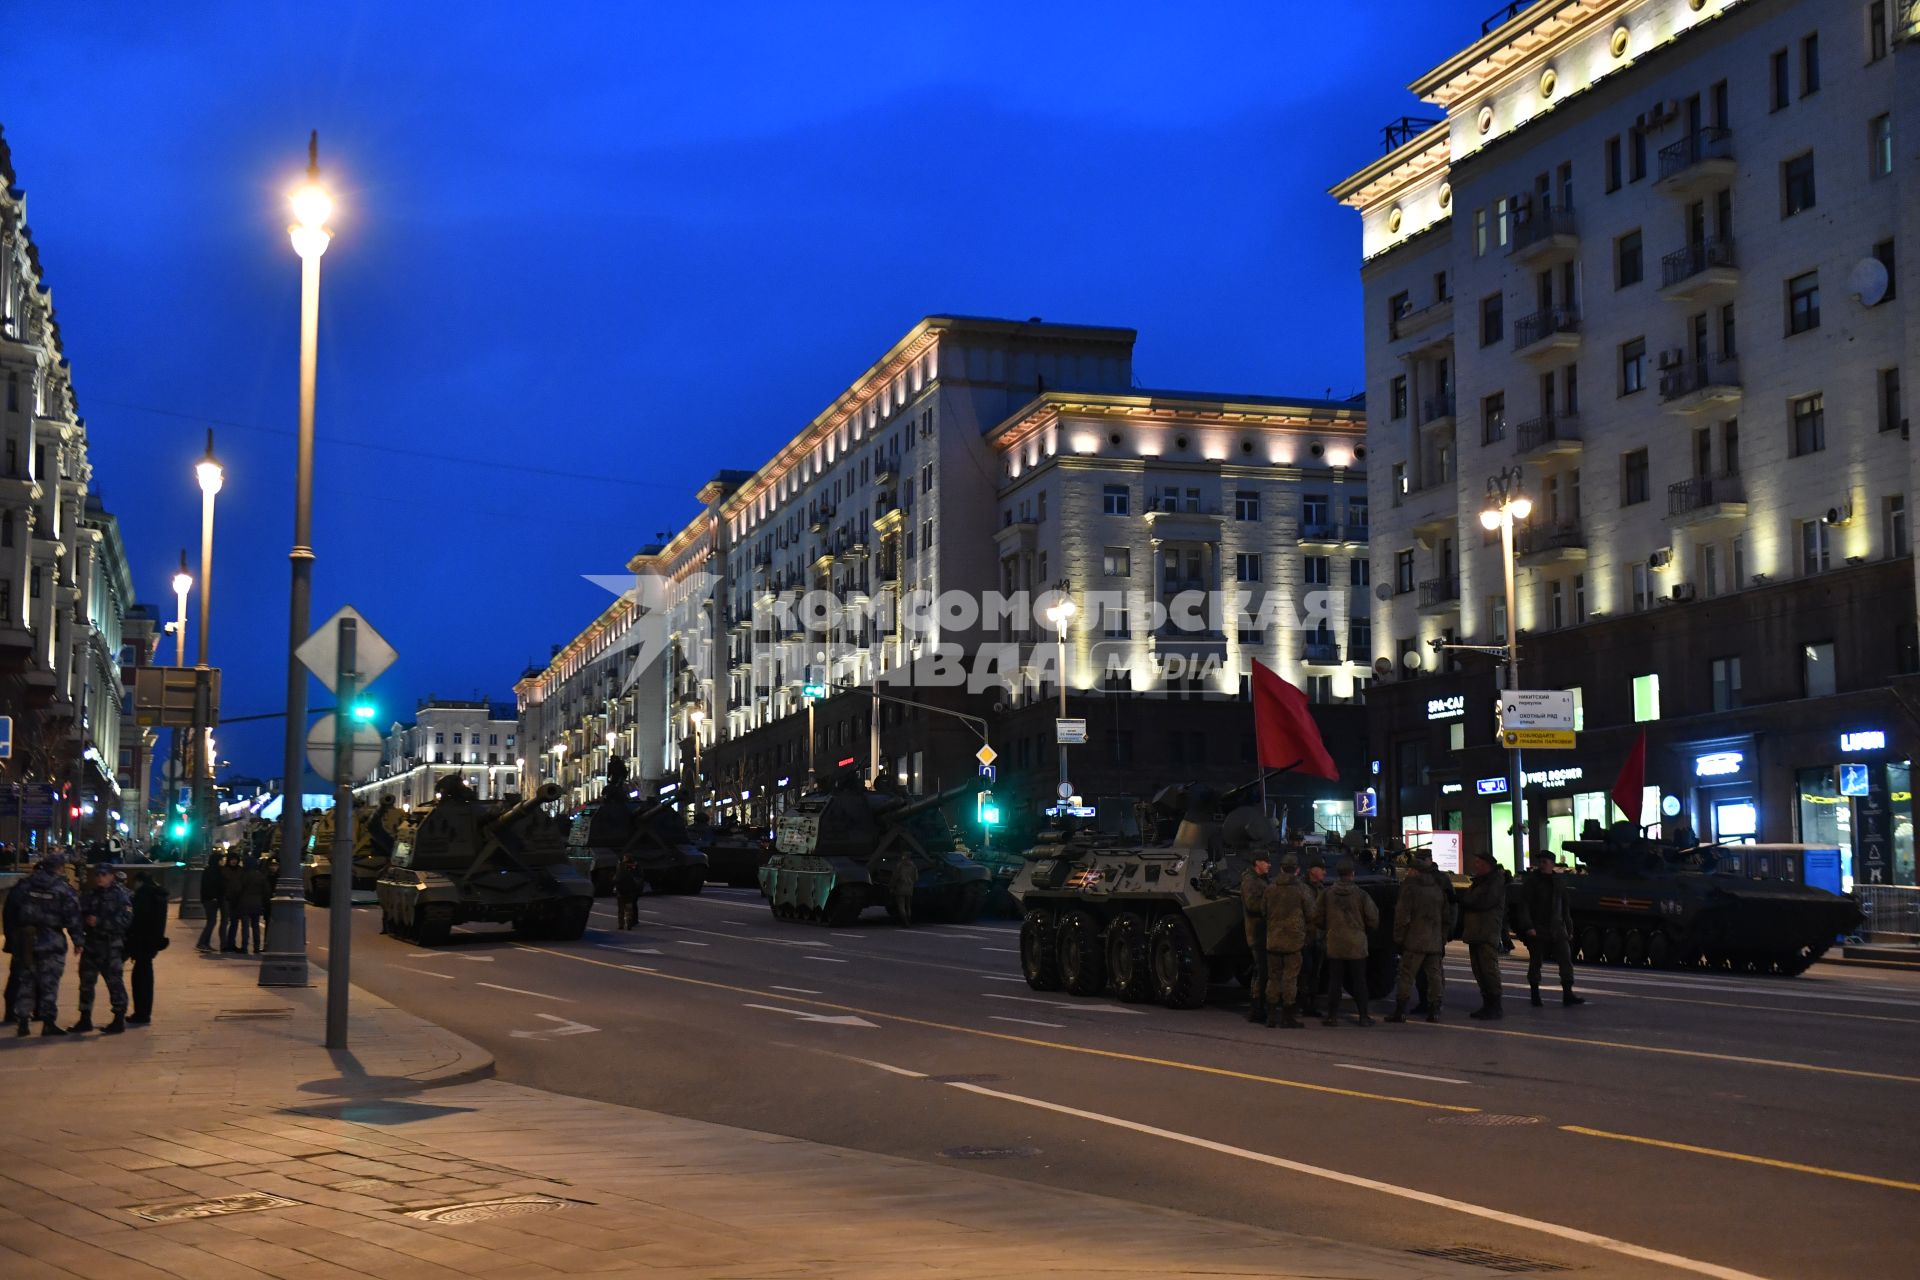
[8,853,84,1036]
[71,862,132,1034]
[1240,852,1270,1024]
[1261,856,1315,1029]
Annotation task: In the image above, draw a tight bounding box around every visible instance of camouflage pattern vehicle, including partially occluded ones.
[761,774,988,926]
[970,842,1028,919]
[1010,784,1401,1009]
[691,820,773,889]
[1559,830,1862,975]
[377,782,592,945]
[566,759,708,896]
[301,800,402,904]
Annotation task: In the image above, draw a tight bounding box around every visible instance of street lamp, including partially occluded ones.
[552,741,568,795]
[1480,465,1532,875]
[190,432,223,871]
[263,132,333,989]
[688,708,705,821]
[1044,586,1077,805]
[170,554,191,667]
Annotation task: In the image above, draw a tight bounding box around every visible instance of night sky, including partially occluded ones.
[9,2,1477,779]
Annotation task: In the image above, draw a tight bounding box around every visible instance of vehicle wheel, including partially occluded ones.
[825,888,862,927]
[1577,926,1602,964]
[1602,928,1626,965]
[1056,909,1106,996]
[1148,914,1210,1009]
[1647,931,1674,969]
[945,881,986,924]
[553,898,591,941]
[415,904,453,947]
[1774,948,1815,977]
[1020,909,1061,991]
[1104,912,1154,1002]
[1624,930,1648,966]
[679,868,706,895]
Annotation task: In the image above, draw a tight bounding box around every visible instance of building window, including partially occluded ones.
[1235,553,1262,583]
[1103,603,1130,638]
[1495,196,1512,247]
[1870,2,1889,61]
[1790,394,1825,457]
[1103,546,1131,576]
[1770,49,1789,110]
[1711,657,1743,711]
[1350,558,1371,587]
[1802,641,1836,698]
[1800,517,1832,574]
[1629,128,1647,182]
[1615,230,1643,288]
[1390,375,1408,419]
[1234,490,1260,521]
[1604,136,1622,192]
[1489,594,1507,640]
[1303,494,1330,529]
[1800,32,1819,96]
[1621,448,1649,506]
[1307,675,1334,705]
[1786,271,1821,334]
[1102,484,1129,516]
[1482,392,1506,445]
[1620,339,1646,395]
[1304,555,1331,586]
[1881,369,1904,434]
[1474,208,1489,256]
[921,463,934,493]
[0,512,10,548]
[1395,549,1415,594]
[1885,494,1908,558]
[1547,580,1566,629]
[1782,153,1817,217]
[1871,114,1893,178]
[1480,292,1503,346]
[1388,290,1410,330]
[1630,562,1651,612]
[435,732,445,744]
[1632,674,1661,723]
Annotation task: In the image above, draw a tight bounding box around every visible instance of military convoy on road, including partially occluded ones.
[566,760,710,896]
[301,798,403,904]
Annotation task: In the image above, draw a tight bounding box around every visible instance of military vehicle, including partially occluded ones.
[761,775,989,925]
[691,821,773,889]
[301,803,401,904]
[1558,830,1862,975]
[566,758,708,895]
[377,782,592,945]
[970,842,1028,918]
[1010,783,1400,1009]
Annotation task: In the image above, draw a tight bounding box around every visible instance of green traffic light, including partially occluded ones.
[801,683,827,700]
[982,805,1001,826]
[349,700,377,723]
[169,820,189,839]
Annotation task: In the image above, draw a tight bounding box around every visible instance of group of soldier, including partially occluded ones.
[1241,843,1584,1027]
[3,852,171,1036]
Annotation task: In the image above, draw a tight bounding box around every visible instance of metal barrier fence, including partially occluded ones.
[1853,883,1920,940]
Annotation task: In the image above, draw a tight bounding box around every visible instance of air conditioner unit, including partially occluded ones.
[1671,582,1696,602]
[1657,348,1685,369]
[1648,547,1674,571]
[1823,504,1854,527]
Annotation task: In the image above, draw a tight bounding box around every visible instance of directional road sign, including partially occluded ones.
[133,667,222,728]
[297,606,397,693]
[1499,690,1576,731]
[307,717,385,785]
[1503,728,1576,749]
[1055,717,1087,745]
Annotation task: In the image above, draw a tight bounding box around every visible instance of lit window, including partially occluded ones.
[1632,674,1661,722]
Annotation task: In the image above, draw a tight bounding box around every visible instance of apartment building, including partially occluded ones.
[1333,0,1919,882]
[352,698,521,808]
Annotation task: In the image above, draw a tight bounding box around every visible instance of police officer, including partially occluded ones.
[9,853,83,1036]
[1385,854,1447,1023]
[1261,855,1315,1029]
[1314,859,1379,1026]
[1461,850,1508,1020]
[1240,852,1271,1024]
[71,863,132,1034]
[126,868,170,1026]
[1516,851,1584,1008]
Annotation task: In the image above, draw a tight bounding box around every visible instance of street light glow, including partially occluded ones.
[1509,495,1533,521]
[172,568,193,596]
[291,183,333,231]
[1479,508,1502,530]
[196,454,224,497]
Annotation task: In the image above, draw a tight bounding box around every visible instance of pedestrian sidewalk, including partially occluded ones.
[0,915,1487,1280]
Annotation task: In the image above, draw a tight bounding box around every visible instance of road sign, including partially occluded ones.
[1057,781,1074,800]
[307,717,384,785]
[1055,717,1087,745]
[978,763,996,781]
[133,667,223,727]
[0,714,10,759]
[1355,789,1378,817]
[297,606,397,693]
[974,744,998,768]
[1840,763,1871,798]
[1503,728,1576,749]
[1499,690,1576,731]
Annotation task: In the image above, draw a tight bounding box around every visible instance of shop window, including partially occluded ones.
[1632,673,1661,722]
[1802,641,1836,698]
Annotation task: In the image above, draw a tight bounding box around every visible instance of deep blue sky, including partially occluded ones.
[10,2,1476,778]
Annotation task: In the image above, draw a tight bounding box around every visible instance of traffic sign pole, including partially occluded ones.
[326,615,357,1051]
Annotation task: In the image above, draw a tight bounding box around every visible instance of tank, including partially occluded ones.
[1558,828,1863,975]
[1009,784,1401,1009]
[690,819,773,889]
[566,759,709,895]
[301,805,399,904]
[377,782,593,945]
[760,774,989,926]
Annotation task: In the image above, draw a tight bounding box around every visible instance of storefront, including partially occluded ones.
[1673,734,1761,847]
[1794,726,1917,888]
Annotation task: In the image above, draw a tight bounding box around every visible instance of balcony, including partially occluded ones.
[1143,507,1223,544]
[1660,356,1742,414]
[1389,296,1454,351]
[1303,640,1342,666]
[1509,206,1579,266]
[1659,237,1740,303]
[1513,306,1581,360]
[1667,473,1748,527]
[1298,521,1342,545]
[1514,412,1582,461]
[1655,127,1736,196]
[1417,576,1460,615]
[1343,522,1371,543]
[1420,393,1456,427]
[1517,522,1588,566]
[993,519,1038,555]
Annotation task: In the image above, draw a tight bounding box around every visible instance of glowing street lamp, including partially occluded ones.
[170,554,192,667]
[1480,465,1533,874]
[1044,586,1077,801]
[688,708,705,820]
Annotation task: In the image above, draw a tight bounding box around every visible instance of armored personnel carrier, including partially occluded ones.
[566,759,709,895]
[1559,828,1861,975]
[1010,784,1400,1009]
[377,782,592,945]
[761,774,988,926]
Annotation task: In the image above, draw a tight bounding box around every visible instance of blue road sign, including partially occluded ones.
[0,714,11,758]
[1355,789,1378,817]
[1840,763,1870,798]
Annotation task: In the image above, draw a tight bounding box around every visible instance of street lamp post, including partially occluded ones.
[552,741,568,800]
[190,435,223,874]
[688,709,704,822]
[263,133,333,988]
[1044,587,1077,804]
[1479,466,1533,877]
[169,554,191,832]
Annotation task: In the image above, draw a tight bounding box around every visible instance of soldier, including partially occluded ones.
[1516,851,1584,1008]
[1298,860,1328,1019]
[615,853,644,930]
[1461,850,1508,1020]
[125,868,170,1025]
[1261,855,1315,1029]
[236,856,271,953]
[196,853,227,950]
[71,863,133,1034]
[9,853,84,1036]
[1240,852,1271,1024]
[1313,859,1379,1026]
[1385,854,1447,1023]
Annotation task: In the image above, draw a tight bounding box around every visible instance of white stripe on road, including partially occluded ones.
[991,1015,1066,1029]
[1334,1063,1470,1086]
[475,982,574,1003]
[981,947,1018,954]
[983,993,1147,1015]
[944,1081,1767,1280]
[675,940,710,947]
[403,969,457,980]
[981,975,1029,983]
[846,1056,927,1079]
[804,955,847,963]
[770,985,822,995]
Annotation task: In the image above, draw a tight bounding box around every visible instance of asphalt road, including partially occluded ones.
[315,889,1920,1280]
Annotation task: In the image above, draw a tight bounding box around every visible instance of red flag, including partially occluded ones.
[1611,730,1647,824]
[1251,660,1340,781]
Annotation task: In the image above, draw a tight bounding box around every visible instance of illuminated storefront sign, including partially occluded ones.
[1426,695,1465,720]
[1440,782,1463,795]
[1841,730,1887,753]
[1475,776,1508,796]
[1694,751,1745,778]
[1522,766,1584,789]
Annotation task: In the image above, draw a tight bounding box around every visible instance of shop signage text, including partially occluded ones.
[1694,751,1745,778]
[1522,766,1584,789]
[1841,729,1887,753]
[1426,695,1465,721]
[1439,782,1463,795]
[1475,776,1509,796]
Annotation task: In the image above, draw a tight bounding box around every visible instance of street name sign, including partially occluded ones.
[0,714,10,758]
[1499,690,1576,731]
[1055,717,1087,745]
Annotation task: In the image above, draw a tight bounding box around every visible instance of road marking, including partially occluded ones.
[402,969,456,980]
[1334,1063,1469,1086]
[945,1082,1766,1280]
[844,1056,926,1079]
[983,993,1147,1015]
[1517,980,1920,1025]
[830,932,864,939]
[742,1002,878,1029]
[1563,1126,1920,1193]
[1432,1020,1920,1083]
[620,964,658,973]
[769,985,822,995]
[981,975,1028,983]
[510,1013,599,1039]
[992,1016,1066,1029]
[981,947,1018,954]
[513,945,1474,1112]
[597,944,665,956]
[674,940,710,947]
[804,956,847,964]
[1445,960,1920,1009]
[475,981,574,1003]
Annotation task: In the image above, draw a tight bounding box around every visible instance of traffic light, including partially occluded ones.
[977,790,1000,828]
[169,818,189,841]
[801,683,827,701]
[348,697,377,723]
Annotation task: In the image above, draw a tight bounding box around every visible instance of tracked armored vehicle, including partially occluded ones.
[566,759,708,895]
[692,821,773,889]
[1559,830,1861,975]
[761,775,988,926]
[378,783,592,945]
[301,802,401,904]
[1011,784,1400,1009]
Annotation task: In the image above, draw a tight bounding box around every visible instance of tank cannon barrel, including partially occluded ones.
[489,783,564,831]
[884,781,972,822]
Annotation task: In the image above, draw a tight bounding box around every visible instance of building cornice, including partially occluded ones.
[987,391,1364,455]
[1329,122,1451,209]
[1409,0,1624,108]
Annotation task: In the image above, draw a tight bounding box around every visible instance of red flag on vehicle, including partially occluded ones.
[1611,730,1647,825]
[1251,660,1339,781]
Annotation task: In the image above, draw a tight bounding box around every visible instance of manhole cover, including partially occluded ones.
[129,1193,298,1223]
[1410,1245,1568,1273]
[927,1073,1003,1085]
[214,1008,294,1021]
[403,1194,573,1224]
[940,1145,1039,1160]
[1428,1113,1543,1127]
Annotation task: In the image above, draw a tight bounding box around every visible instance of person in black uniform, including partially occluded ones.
[126,869,171,1025]
[1515,851,1585,1008]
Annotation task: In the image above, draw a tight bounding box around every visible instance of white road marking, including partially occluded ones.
[770,985,823,995]
[981,975,1029,983]
[983,992,1146,1015]
[674,940,710,947]
[1334,1063,1470,1086]
[991,1016,1066,1029]
[597,944,664,956]
[845,1056,927,1079]
[403,969,456,980]
[830,932,865,939]
[741,1002,878,1028]
[981,947,1019,954]
[1443,960,1920,1008]
[804,956,847,964]
[620,964,658,973]
[510,1013,599,1039]
[946,1082,1767,1280]
[475,982,574,1003]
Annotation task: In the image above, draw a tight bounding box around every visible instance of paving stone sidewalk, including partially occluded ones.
[0,911,1486,1279]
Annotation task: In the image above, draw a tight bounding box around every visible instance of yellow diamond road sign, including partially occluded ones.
[1504,729,1576,749]
[975,744,998,768]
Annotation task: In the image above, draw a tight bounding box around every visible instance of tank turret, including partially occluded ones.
[763,778,988,926]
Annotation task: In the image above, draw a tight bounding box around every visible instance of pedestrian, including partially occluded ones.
[1261,855,1315,1029]
[8,853,84,1036]
[1461,850,1508,1020]
[1385,854,1447,1023]
[126,869,171,1025]
[1298,860,1328,1019]
[71,863,133,1034]
[1240,851,1270,1024]
[615,853,643,931]
[238,857,270,953]
[1313,859,1378,1026]
[1516,852,1584,1008]
[221,854,245,952]
[197,853,227,950]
